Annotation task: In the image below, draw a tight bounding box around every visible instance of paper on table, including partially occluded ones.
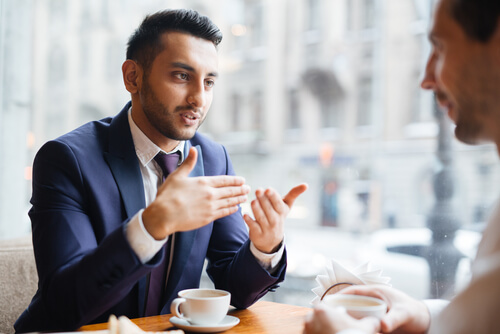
[106,314,184,334]
[311,259,391,305]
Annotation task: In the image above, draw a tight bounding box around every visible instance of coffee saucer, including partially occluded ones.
[169,315,240,333]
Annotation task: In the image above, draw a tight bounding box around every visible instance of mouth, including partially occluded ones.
[179,110,202,126]
[435,91,452,109]
[435,92,457,122]
[182,112,200,120]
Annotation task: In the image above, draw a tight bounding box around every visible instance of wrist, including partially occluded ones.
[269,239,284,254]
[143,204,171,240]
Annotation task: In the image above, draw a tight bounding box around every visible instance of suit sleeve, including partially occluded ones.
[204,145,287,309]
[15,140,155,332]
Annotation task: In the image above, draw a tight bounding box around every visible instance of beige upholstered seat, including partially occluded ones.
[0,235,38,334]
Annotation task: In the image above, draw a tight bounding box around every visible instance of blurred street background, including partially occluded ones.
[1,0,496,305]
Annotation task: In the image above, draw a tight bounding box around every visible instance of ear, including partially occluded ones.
[490,17,500,65]
[491,15,500,39]
[122,60,142,94]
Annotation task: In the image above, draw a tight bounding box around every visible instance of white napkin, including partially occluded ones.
[311,259,391,305]
[107,314,184,334]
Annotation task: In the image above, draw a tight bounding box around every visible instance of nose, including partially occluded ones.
[187,81,206,108]
[421,52,437,91]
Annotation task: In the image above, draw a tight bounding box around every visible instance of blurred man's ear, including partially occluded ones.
[490,17,500,63]
[122,60,143,94]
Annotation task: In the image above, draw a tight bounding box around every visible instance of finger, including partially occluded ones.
[283,183,308,208]
[211,205,240,221]
[243,213,263,234]
[257,189,281,222]
[251,194,270,226]
[214,194,249,209]
[214,184,251,199]
[380,309,407,333]
[204,175,247,187]
[264,188,288,214]
[304,309,314,322]
[174,147,198,177]
[302,310,314,334]
[340,285,385,300]
[359,316,381,333]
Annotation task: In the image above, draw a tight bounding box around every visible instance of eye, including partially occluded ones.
[174,72,189,81]
[432,40,444,54]
[205,79,216,88]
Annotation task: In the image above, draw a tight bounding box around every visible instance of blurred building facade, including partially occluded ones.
[200,0,499,233]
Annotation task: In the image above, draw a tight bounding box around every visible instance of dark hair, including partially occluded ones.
[450,0,500,43]
[126,9,223,72]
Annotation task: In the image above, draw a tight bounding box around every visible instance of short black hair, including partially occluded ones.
[126,9,223,72]
[450,0,500,43]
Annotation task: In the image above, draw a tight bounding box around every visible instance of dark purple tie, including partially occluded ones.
[145,152,180,316]
[154,152,180,181]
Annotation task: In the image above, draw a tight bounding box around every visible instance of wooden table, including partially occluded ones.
[80,301,311,333]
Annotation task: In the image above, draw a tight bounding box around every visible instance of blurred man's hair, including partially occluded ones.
[450,0,500,42]
[126,9,222,73]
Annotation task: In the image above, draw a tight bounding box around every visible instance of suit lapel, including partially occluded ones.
[103,103,146,218]
[103,103,148,316]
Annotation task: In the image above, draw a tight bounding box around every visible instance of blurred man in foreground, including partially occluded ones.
[304,0,500,333]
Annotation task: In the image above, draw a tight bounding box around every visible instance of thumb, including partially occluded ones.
[380,309,406,333]
[283,183,308,208]
[173,147,198,177]
[359,317,381,333]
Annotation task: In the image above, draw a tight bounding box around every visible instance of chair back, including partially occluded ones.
[0,236,38,334]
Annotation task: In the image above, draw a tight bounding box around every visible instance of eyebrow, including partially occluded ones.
[171,62,218,78]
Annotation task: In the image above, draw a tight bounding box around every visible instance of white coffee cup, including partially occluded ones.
[170,288,231,325]
[322,294,387,319]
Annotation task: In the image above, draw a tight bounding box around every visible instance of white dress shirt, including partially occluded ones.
[123,109,284,272]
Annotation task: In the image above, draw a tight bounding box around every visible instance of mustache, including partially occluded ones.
[434,91,447,102]
[174,105,202,113]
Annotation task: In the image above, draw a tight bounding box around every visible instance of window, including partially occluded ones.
[347,0,377,31]
[288,89,301,130]
[1,0,495,308]
[231,93,242,131]
[362,0,376,29]
[253,91,263,131]
[307,0,321,31]
[246,0,265,48]
[320,99,339,129]
[357,76,373,126]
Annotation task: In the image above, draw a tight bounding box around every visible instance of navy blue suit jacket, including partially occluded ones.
[15,103,286,332]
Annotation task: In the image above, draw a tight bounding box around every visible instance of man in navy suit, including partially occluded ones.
[15,9,307,332]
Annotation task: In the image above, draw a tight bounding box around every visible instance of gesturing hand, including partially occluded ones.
[243,184,308,254]
[143,147,251,240]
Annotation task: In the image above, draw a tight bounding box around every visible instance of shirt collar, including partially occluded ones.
[127,107,185,167]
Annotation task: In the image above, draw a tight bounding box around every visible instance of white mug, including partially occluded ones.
[170,288,231,325]
[322,294,387,319]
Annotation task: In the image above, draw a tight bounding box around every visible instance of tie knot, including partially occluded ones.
[154,152,180,179]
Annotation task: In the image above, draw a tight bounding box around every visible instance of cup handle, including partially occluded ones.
[170,297,189,321]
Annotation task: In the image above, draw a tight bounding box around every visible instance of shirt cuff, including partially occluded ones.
[125,209,167,263]
[249,239,285,274]
[337,330,369,334]
[422,299,449,334]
